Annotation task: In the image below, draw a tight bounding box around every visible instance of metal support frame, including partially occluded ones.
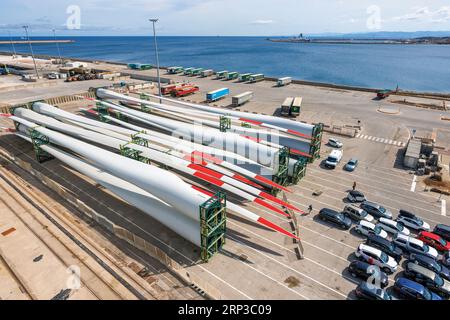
[240,122,252,128]
[96,102,110,123]
[130,132,149,148]
[309,123,324,163]
[29,128,54,163]
[119,143,150,164]
[289,157,308,184]
[219,116,231,132]
[199,192,227,263]
[272,146,290,194]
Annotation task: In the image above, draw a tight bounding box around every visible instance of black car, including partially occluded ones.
[348,261,389,288]
[443,252,450,268]
[318,208,352,230]
[355,282,391,300]
[366,234,403,262]
[434,224,450,242]
[394,277,442,300]
[360,201,393,219]
[347,190,366,203]
[408,253,450,281]
[404,262,450,299]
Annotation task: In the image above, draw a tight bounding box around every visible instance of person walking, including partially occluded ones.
[307,204,313,215]
[352,181,357,191]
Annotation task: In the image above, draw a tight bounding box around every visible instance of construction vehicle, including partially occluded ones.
[170,85,200,97]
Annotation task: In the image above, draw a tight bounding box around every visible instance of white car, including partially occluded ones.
[355,220,388,239]
[376,218,411,236]
[393,233,439,260]
[355,244,398,274]
[396,213,430,232]
[328,138,343,148]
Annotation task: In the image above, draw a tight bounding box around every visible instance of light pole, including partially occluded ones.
[149,18,162,104]
[8,31,17,58]
[53,29,63,65]
[23,26,40,79]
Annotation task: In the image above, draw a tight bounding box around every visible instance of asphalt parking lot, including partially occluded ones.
[218,132,449,300]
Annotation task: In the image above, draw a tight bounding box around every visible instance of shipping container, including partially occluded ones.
[201,69,214,77]
[277,77,292,87]
[168,66,184,74]
[249,74,265,83]
[206,88,229,102]
[281,97,294,117]
[226,72,239,80]
[183,68,195,75]
[239,73,252,82]
[191,68,204,76]
[291,97,302,116]
[127,63,152,70]
[216,71,228,79]
[232,91,253,107]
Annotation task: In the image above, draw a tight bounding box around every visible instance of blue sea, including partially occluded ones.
[1,36,450,93]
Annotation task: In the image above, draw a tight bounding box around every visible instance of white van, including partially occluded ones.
[325,149,343,169]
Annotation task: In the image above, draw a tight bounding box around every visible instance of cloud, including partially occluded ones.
[251,20,274,25]
[393,6,450,23]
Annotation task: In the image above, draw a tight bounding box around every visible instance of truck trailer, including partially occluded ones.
[281,97,294,117]
[183,68,195,75]
[291,97,302,116]
[191,68,204,76]
[201,69,214,77]
[226,72,239,80]
[239,73,252,82]
[232,91,253,107]
[206,88,229,102]
[249,74,265,83]
[167,66,184,74]
[277,77,292,87]
[216,71,228,79]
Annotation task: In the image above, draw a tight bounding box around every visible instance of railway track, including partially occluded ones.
[0,158,158,300]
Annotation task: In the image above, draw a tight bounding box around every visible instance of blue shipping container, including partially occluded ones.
[206,88,230,102]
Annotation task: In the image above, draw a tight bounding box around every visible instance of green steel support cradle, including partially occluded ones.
[272,146,290,194]
[309,123,324,163]
[96,102,110,123]
[130,132,149,148]
[139,94,152,113]
[219,116,231,132]
[119,143,150,164]
[240,122,252,128]
[29,128,54,163]
[290,157,308,184]
[199,192,227,263]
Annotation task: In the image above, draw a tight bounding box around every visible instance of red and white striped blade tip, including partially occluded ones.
[0,113,12,117]
[260,192,303,213]
[254,198,289,217]
[254,175,291,193]
[257,217,299,240]
[287,129,312,140]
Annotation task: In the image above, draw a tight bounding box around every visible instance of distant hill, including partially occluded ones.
[308,31,450,39]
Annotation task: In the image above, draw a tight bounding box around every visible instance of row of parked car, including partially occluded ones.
[317,190,450,300]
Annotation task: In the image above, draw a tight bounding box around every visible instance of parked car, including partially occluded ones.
[442,252,450,268]
[418,232,450,253]
[355,244,398,274]
[343,205,374,222]
[318,208,352,230]
[355,282,391,300]
[396,210,430,232]
[366,234,403,262]
[324,149,343,169]
[394,277,442,300]
[328,138,343,148]
[360,201,393,219]
[348,261,389,288]
[408,253,450,281]
[344,159,359,172]
[347,190,366,203]
[376,217,411,236]
[404,262,450,299]
[433,224,450,242]
[393,234,439,260]
[355,221,388,239]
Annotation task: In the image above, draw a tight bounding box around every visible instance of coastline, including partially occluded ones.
[1,50,449,99]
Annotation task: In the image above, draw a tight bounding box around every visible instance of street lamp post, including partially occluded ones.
[53,29,63,65]
[23,26,40,79]
[149,18,162,104]
[8,31,17,58]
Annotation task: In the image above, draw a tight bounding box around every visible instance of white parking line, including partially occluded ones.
[410,175,417,192]
[442,200,447,216]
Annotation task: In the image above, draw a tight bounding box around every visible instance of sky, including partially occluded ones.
[1,0,450,36]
